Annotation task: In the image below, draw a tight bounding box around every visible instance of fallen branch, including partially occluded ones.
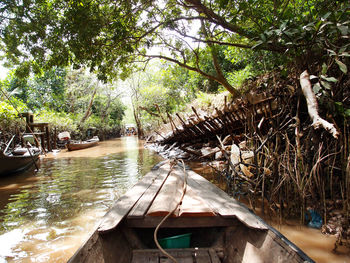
[180,146,202,157]
[300,70,339,139]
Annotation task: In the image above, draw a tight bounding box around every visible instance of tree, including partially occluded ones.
[128,72,145,138]
[92,82,125,126]
[1,0,348,95]
[64,68,98,115]
[3,67,66,111]
[28,67,67,111]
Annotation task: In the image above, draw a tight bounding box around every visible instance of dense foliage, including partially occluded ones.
[0,68,126,139]
[1,0,348,96]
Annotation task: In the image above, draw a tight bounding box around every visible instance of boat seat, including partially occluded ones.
[131,248,221,263]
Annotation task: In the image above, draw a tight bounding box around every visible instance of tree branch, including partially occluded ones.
[300,70,339,139]
[139,52,239,96]
[184,0,255,39]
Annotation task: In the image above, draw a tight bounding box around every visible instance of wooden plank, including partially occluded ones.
[171,164,267,230]
[193,250,211,263]
[147,172,184,217]
[166,250,193,263]
[132,250,159,263]
[179,185,216,217]
[133,249,222,263]
[208,249,221,263]
[98,161,169,233]
[126,216,239,228]
[143,165,216,218]
[128,167,170,218]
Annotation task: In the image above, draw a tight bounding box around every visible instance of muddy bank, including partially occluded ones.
[186,161,350,263]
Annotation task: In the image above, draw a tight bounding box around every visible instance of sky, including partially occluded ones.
[0,64,9,80]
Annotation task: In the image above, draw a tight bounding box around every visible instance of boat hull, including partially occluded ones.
[0,152,40,176]
[66,138,99,151]
[68,160,314,263]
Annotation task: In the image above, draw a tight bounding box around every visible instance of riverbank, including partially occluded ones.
[1,137,349,262]
[189,162,350,263]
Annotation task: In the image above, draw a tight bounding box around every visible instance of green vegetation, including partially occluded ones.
[1,1,348,94]
[0,1,349,248]
[0,0,348,142]
[0,68,126,139]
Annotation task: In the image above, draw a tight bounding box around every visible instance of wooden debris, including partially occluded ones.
[154,93,278,145]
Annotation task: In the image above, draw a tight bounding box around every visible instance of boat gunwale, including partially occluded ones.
[68,160,315,263]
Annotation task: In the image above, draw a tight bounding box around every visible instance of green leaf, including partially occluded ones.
[320,80,331,89]
[335,59,348,73]
[312,82,321,94]
[327,49,337,56]
[322,12,331,20]
[310,75,318,81]
[339,46,347,53]
[320,75,338,83]
[340,52,350,57]
[315,20,322,31]
[252,40,264,49]
[337,25,348,36]
[321,63,328,75]
[345,109,350,117]
[319,21,333,31]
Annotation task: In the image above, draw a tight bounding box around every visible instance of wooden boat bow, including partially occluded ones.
[69,160,314,263]
[98,160,266,233]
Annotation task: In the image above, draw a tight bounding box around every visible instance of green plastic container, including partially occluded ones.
[158,233,192,249]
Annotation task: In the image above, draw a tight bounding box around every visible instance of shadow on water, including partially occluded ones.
[0,137,162,262]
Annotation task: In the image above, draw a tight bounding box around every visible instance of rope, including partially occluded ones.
[25,142,39,171]
[153,159,188,263]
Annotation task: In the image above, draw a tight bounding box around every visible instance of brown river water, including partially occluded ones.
[0,137,349,262]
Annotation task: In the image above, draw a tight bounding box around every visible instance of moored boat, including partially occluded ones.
[68,160,314,263]
[0,148,40,176]
[66,136,99,151]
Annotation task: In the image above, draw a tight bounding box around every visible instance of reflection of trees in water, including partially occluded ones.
[0,158,102,232]
[0,141,161,235]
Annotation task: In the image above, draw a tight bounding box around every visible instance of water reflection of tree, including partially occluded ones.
[0,140,161,234]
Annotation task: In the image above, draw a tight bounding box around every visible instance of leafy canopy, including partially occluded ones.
[1,0,349,94]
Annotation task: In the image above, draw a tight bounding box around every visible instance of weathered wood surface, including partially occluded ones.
[100,160,266,231]
[178,186,216,217]
[98,161,167,233]
[147,171,184,217]
[155,94,278,145]
[170,164,267,229]
[0,150,40,176]
[127,160,266,229]
[128,164,171,218]
[146,171,215,217]
[66,138,99,151]
[132,248,220,263]
[126,216,239,228]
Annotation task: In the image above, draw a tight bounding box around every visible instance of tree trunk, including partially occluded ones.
[100,96,112,124]
[81,86,97,124]
[300,70,339,138]
[132,103,144,138]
